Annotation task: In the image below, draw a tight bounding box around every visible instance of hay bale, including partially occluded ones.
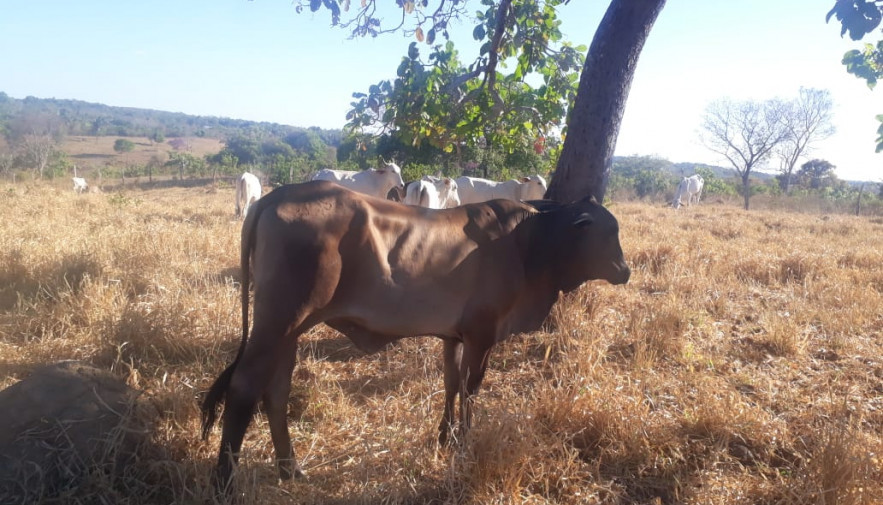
[0,361,153,504]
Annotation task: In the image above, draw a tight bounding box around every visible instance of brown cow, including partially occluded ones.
[202,180,630,491]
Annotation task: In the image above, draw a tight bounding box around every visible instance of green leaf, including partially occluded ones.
[473,24,486,41]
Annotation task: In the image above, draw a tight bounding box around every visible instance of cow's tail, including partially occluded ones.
[201,197,262,440]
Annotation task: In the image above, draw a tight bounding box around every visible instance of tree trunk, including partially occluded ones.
[545,0,666,203]
[742,174,751,210]
[856,183,865,216]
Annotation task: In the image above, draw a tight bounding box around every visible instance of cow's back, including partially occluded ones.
[314,169,366,183]
[455,176,498,204]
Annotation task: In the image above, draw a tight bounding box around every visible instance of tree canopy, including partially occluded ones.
[342,0,584,179]
[304,0,667,202]
[113,138,135,154]
[827,0,883,151]
[797,158,838,190]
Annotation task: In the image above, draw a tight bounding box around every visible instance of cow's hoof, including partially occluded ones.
[279,463,306,481]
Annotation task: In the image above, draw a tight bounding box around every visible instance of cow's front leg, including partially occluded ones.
[457,339,493,440]
[438,338,463,446]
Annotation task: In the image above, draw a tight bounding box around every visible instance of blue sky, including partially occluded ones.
[1,1,880,181]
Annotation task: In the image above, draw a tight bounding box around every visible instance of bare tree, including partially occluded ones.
[20,132,56,179]
[700,98,790,210]
[0,151,14,180]
[776,88,835,193]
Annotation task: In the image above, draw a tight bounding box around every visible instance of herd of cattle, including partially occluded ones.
[234,162,550,219]
[72,164,703,211]
[228,164,704,216]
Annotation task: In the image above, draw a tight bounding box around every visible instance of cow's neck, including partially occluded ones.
[506,272,560,335]
[508,214,566,334]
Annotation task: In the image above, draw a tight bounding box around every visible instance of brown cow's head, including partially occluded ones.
[539,196,630,292]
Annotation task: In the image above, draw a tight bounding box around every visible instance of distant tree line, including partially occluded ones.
[0,92,348,141]
[0,92,557,185]
[0,92,347,182]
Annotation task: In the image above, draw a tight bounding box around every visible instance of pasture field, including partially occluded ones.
[0,182,881,504]
[60,135,224,172]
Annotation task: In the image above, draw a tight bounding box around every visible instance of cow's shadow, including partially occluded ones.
[297,330,441,405]
[287,478,450,505]
[299,332,368,363]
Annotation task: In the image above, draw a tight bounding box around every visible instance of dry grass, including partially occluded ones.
[1,184,882,504]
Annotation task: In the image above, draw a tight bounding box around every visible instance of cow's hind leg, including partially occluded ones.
[438,339,463,446]
[214,312,302,492]
[262,335,304,480]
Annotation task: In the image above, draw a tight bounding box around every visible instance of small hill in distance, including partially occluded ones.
[0,91,335,140]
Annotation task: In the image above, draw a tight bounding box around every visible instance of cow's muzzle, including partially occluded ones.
[610,264,630,285]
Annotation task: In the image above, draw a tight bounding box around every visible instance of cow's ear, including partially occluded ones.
[573,213,593,228]
[576,194,600,205]
[444,178,451,186]
[526,199,560,212]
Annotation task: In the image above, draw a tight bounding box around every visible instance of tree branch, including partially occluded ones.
[485,0,512,116]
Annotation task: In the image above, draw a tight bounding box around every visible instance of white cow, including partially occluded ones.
[312,163,405,200]
[455,174,548,205]
[403,180,441,208]
[235,172,262,219]
[72,177,88,194]
[672,174,704,209]
[421,175,461,208]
